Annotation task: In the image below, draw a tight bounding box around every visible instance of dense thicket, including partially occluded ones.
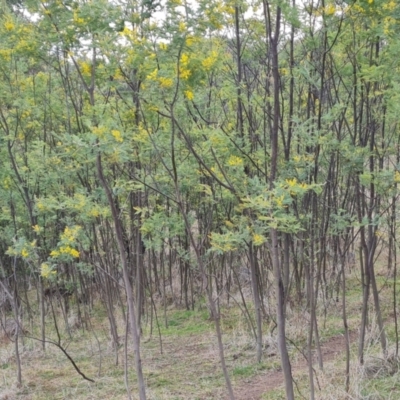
[1,0,400,398]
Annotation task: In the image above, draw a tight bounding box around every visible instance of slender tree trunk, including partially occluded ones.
[271,230,294,399]
[340,250,351,393]
[39,277,46,351]
[249,244,263,363]
[96,153,147,400]
[264,1,294,397]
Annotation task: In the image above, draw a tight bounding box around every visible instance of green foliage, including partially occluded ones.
[1,0,400,397]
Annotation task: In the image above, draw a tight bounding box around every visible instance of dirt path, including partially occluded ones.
[230,330,358,400]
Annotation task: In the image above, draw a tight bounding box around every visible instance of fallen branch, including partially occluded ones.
[25,334,95,383]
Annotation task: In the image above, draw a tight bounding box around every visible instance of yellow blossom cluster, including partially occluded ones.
[21,248,29,258]
[61,225,81,243]
[147,69,158,80]
[92,126,107,138]
[113,67,126,82]
[2,176,12,189]
[324,4,336,16]
[178,21,186,32]
[224,220,234,228]
[36,199,47,211]
[146,68,174,88]
[71,193,87,211]
[134,124,150,143]
[210,232,237,252]
[184,90,194,100]
[89,208,100,217]
[119,26,139,42]
[40,263,56,279]
[383,1,396,11]
[181,54,189,65]
[7,240,36,259]
[202,50,218,71]
[210,135,223,146]
[185,36,196,46]
[50,246,80,258]
[222,4,235,15]
[32,225,41,233]
[275,194,285,208]
[179,68,191,80]
[79,61,91,76]
[252,233,265,246]
[111,129,123,143]
[0,49,12,61]
[179,53,191,80]
[293,154,314,163]
[227,155,243,167]
[159,77,174,88]
[73,10,84,25]
[383,17,395,35]
[285,178,307,189]
[351,3,366,13]
[4,19,14,31]
[6,247,17,257]
[120,26,132,36]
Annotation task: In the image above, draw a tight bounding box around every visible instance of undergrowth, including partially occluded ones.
[0,267,398,400]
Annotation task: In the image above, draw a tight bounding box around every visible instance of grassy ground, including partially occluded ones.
[1,267,399,400]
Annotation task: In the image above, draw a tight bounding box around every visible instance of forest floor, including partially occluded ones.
[1,268,400,399]
[230,330,359,400]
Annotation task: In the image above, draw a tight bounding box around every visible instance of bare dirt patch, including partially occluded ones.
[230,330,358,400]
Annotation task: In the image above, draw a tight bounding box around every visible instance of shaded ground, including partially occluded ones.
[1,296,390,400]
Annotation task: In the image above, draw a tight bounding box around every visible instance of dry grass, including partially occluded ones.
[0,262,398,400]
